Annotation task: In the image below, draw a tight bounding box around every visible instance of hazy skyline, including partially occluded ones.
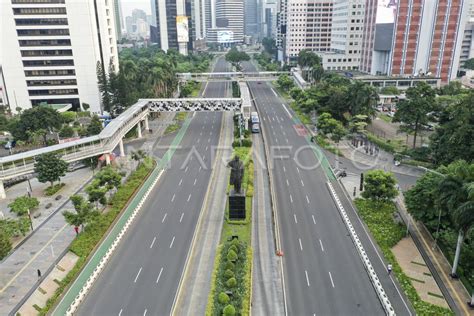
[121,0,151,17]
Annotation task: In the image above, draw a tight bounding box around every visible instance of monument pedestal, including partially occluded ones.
[229,189,246,220]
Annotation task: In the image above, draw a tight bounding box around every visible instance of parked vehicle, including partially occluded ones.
[250,112,260,133]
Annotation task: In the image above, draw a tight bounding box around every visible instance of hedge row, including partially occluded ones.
[206,239,251,316]
[354,199,454,316]
[39,158,155,315]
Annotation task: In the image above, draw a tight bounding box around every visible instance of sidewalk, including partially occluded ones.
[0,113,174,316]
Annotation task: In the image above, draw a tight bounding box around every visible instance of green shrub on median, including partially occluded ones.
[354,199,454,315]
[39,158,155,315]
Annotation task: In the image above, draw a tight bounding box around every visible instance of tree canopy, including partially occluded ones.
[225,48,250,65]
[361,170,398,201]
[9,107,63,144]
[34,153,68,186]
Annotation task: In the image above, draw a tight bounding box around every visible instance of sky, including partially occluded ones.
[121,0,151,18]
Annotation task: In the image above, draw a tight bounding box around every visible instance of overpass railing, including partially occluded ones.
[177,71,290,81]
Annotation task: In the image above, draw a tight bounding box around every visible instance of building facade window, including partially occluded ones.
[15,18,68,25]
[21,49,73,57]
[19,39,71,46]
[26,79,77,86]
[28,88,78,96]
[17,29,70,36]
[23,59,74,67]
[13,7,67,15]
[24,69,75,76]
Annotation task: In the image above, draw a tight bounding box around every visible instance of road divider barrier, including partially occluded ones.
[327,181,395,316]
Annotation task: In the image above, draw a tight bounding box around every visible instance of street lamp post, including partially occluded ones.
[27,209,33,231]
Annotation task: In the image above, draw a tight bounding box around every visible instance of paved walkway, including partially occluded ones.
[0,114,174,316]
[17,252,79,316]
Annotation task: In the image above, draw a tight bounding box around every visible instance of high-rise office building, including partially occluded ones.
[263,0,278,38]
[245,0,258,36]
[284,0,333,61]
[152,0,191,54]
[215,0,244,42]
[114,0,124,40]
[0,0,118,114]
[320,0,365,71]
[361,0,469,82]
[277,0,288,61]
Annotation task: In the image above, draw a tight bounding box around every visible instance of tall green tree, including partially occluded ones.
[96,61,110,113]
[347,81,378,117]
[9,107,63,145]
[87,115,103,136]
[393,82,437,148]
[362,170,398,201]
[437,160,474,276]
[63,195,100,233]
[262,37,277,56]
[277,74,294,91]
[430,92,474,165]
[34,153,68,187]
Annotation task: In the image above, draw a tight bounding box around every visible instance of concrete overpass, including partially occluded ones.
[177,71,290,82]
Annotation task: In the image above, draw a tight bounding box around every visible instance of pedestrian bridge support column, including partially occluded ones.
[0,180,6,199]
[105,153,111,165]
[137,121,142,138]
[144,115,149,132]
[119,138,125,157]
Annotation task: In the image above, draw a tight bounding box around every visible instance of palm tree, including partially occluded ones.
[438,161,474,277]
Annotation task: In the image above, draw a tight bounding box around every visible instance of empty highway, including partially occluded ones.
[76,58,229,315]
[243,61,411,315]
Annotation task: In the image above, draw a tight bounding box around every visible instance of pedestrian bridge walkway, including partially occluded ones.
[0,96,245,198]
[177,71,291,82]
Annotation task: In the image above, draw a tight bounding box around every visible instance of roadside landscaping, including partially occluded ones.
[207,117,254,316]
[165,112,188,135]
[38,157,155,315]
[354,198,454,315]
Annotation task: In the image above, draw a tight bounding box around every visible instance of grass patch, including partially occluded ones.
[379,113,393,123]
[175,112,188,122]
[45,183,65,196]
[314,135,342,156]
[428,292,445,299]
[164,123,180,135]
[408,277,426,284]
[354,199,453,315]
[39,158,155,315]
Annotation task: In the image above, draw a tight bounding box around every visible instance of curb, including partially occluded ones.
[326,181,395,315]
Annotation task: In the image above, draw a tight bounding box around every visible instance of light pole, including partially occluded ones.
[419,166,446,249]
[27,209,34,231]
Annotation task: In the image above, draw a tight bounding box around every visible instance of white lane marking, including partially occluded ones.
[306,195,310,204]
[299,238,303,251]
[193,178,197,185]
[187,194,192,202]
[286,179,289,186]
[283,131,286,136]
[197,138,200,143]
[282,103,292,118]
[156,267,164,284]
[296,167,300,174]
[199,166,202,171]
[305,270,310,287]
[169,236,176,248]
[210,131,213,136]
[283,166,286,172]
[118,309,123,316]
[149,237,156,249]
[293,214,298,224]
[275,137,279,143]
[200,131,202,136]
[290,194,293,203]
[272,117,275,121]
[162,213,167,223]
[143,309,147,316]
[205,146,208,151]
[301,179,305,187]
[134,267,142,283]
[319,239,325,252]
[178,179,183,186]
[272,88,278,97]
[329,272,335,288]
[179,212,184,222]
[312,215,316,225]
[185,166,188,173]
[208,138,211,143]
[286,138,289,143]
[263,117,266,121]
[281,117,285,121]
[171,194,175,202]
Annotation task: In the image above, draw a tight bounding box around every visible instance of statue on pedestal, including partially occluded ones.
[227,155,244,194]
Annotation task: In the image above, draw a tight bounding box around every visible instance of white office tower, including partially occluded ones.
[263,0,278,38]
[216,0,244,42]
[285,0,333,62]
[193,0,207,39]
[0,0,118,114]
[320,0,365,71]
[459,1,474,71]
[114,0,124,40]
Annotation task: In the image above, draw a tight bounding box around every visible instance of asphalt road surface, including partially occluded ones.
[77,58,229,316]
[243,61,410,315]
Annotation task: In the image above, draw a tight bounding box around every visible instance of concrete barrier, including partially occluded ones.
[327,181,395,316]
